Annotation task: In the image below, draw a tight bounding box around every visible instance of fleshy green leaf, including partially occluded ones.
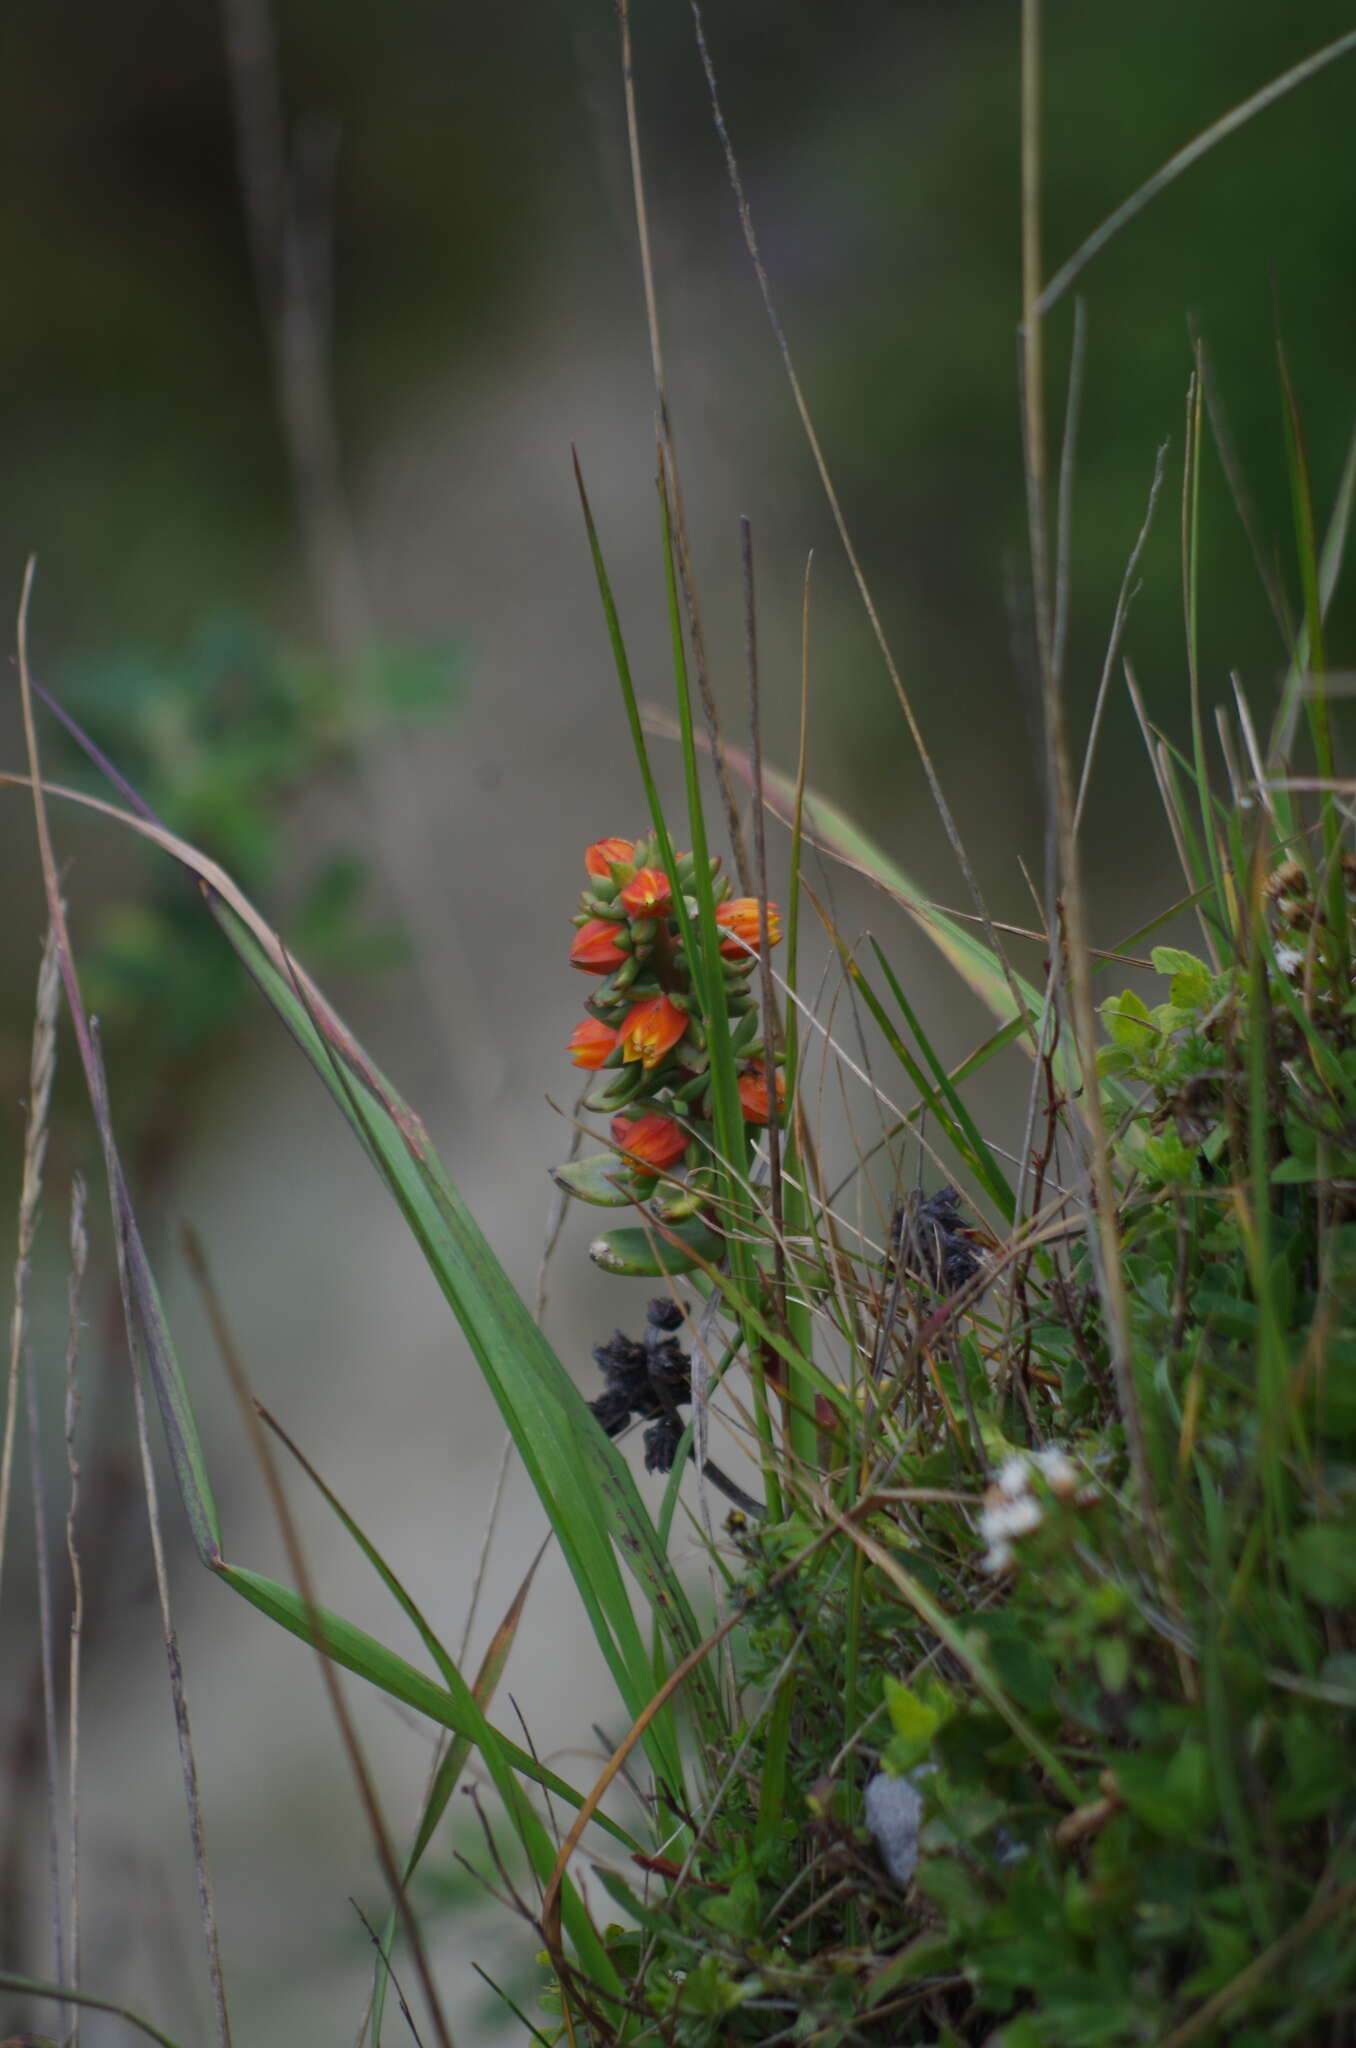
[549,1151,636,1206]
[588,1218,729,1276]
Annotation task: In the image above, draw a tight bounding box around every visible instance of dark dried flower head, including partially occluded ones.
[589,1385,638,1438]
[643,1414,683,1474]
[892,1185,982,1296]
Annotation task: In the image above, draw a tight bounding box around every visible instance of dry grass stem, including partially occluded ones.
[15,559,235,2048]
[64,1173,88,2046]
[0,926,59,1616]
[180,1225,455,2048]
[26,1344,66,2014]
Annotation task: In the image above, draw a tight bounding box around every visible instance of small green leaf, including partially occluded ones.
[864,1931,955,2007]
[1114,1741,1214,1839]
[914,1855,989,1929]
[1142,1132,1197,1186]
[548,1152,635,1206]
[1094,1634,1130,1695]
[1151,946,1213,1007]
[883,1674,951,1771]
[1285,1522,1356,1605]
[1103,989,1154,1051]
[589,1218,726,1276]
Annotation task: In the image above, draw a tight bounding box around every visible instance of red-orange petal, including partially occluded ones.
[610,1110,688,1173]
[620,867,673,917]
[737,1062,786,1126]
[584,837,635,878]
[570,918,629,974]
[715,898,782,959]
[619,993,687,1069]
[569,1017,619,1069]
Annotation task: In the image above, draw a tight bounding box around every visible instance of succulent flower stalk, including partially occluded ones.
[564,835,789,1212]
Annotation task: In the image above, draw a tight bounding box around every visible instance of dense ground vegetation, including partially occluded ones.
[3,8,1355,2048]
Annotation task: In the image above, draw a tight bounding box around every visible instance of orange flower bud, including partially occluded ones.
[569,1017,619,1069]
[715,898,782,959]
[619,993,687,1069]
[620,867,673,917]
[570,918,629,974]
[737,1061,786,1126]
[611,1110,688,1174]
[584,837,635,878]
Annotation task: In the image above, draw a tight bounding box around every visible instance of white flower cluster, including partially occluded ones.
[978,1445,1079,1574]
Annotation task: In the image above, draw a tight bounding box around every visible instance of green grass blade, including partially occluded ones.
[214,1545,638,2009]
[654,467,783,1517]
[220,905,724,1780]
[369,1543,548,2045]
[83,1052,222,1566]
[733,755,1048,1059]
[868,940,1016,1219]
[261,1406,467,1695]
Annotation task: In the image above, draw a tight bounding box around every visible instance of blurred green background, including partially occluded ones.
[0,1,1353,2041]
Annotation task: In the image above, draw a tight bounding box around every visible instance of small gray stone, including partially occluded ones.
[864,1769,923,1884]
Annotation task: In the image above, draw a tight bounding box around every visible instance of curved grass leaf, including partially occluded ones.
[0,1972,188,2048]
[4,758,730,1793]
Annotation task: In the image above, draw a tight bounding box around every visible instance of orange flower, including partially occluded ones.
[570,918,629,974]
[620,867,673,917]
[715,898,782,959]
[620,993,687,1069]
[611,1110,688,1174]
[737,1062,786,1125]
[569,1017,619,1069]
[584,837,635,878]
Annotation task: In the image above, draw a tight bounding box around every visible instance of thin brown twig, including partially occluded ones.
[1072,441,1169,834]
[180,1224,455,2048]
[1017,20,1160,1562]
[26,1347,66,2014]
[20,937,64,2016]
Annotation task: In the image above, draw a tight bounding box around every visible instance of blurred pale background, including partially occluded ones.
[1,1,1354,2041]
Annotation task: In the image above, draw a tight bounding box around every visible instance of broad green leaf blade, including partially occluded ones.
[17,738,729,1791]
[114,1178,222,1564]
[214,1562,638,1925]
[715,747,1063,1075]
[261,1405,464,1691]
[216,901,726,1778]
